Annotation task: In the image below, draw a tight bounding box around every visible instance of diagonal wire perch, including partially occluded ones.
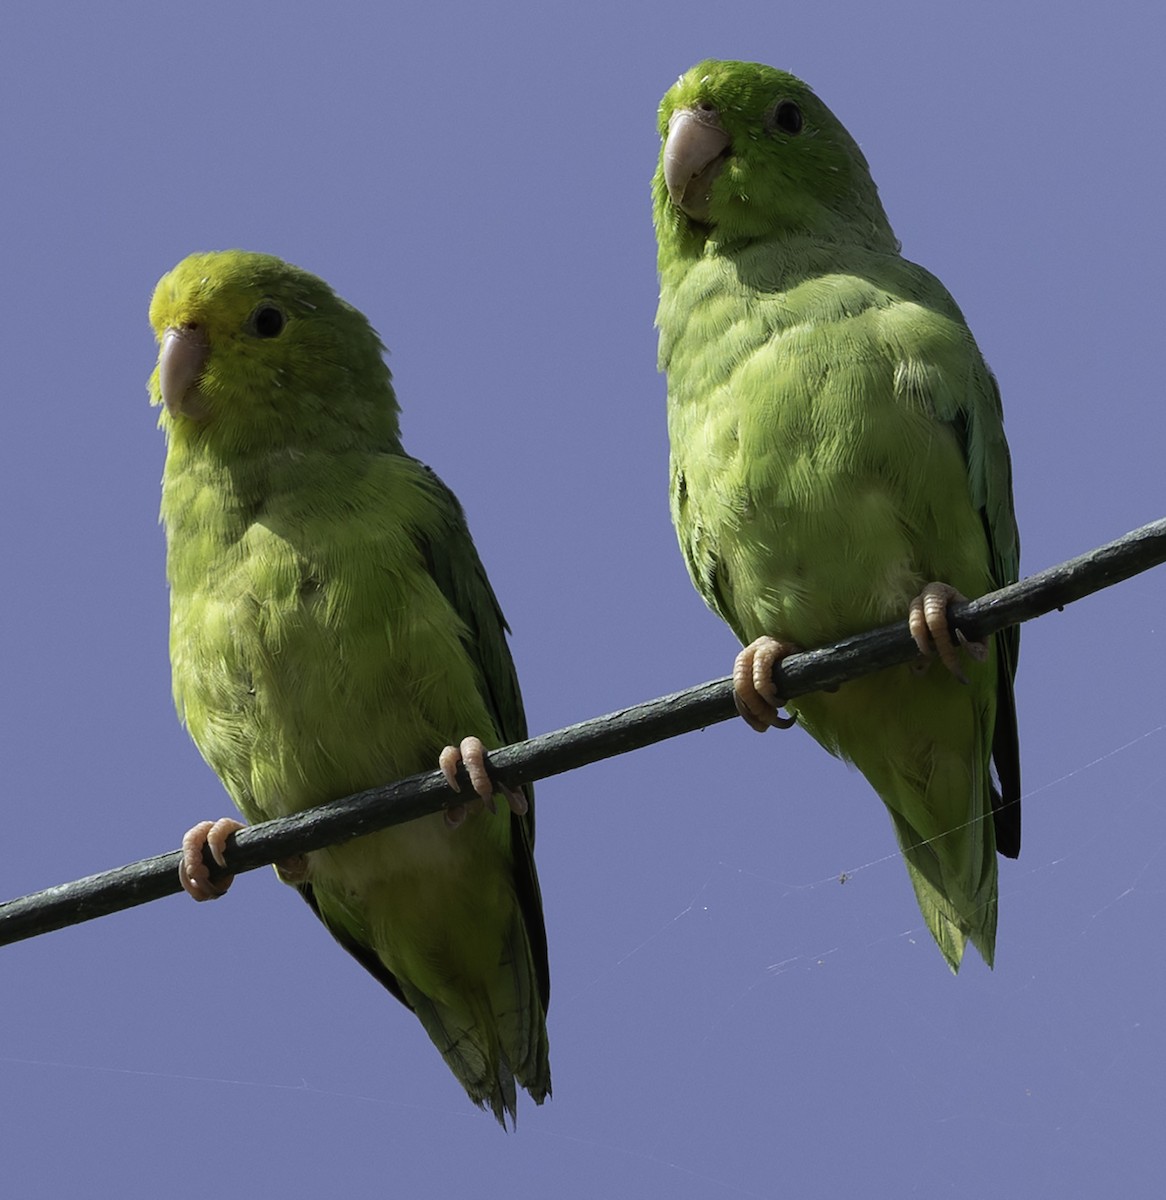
[2,517,1164,949]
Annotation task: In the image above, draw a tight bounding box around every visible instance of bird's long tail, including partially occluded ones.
[880,726,999,971]
[398,909,551,1128]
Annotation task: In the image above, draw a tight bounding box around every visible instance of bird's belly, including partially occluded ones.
[310,805,516,996]
[684,410,992,648]
[312,808,499,896]
[725,489,923,646]
[172,585,473,827]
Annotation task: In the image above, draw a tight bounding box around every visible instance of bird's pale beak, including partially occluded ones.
[663,108,731,222]
[159,326,211,420]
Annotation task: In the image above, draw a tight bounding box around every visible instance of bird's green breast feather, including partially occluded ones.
[659,243,1002,648]
[163,449,499,826]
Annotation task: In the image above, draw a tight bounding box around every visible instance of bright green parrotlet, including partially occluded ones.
[149,250,550,1123]
[653,61,1021,971]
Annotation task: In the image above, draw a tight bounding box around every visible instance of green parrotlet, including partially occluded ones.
[653,61,1021,970]
[150,250,550,1123]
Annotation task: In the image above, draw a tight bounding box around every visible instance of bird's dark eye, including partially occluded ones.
[772,100,803,135]
[249,304,286,339]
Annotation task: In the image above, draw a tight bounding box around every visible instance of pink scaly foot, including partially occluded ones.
[907,581,989,684]
[439,735,528,830]
[179,817,309,899]
[733,636,800,733]
[179,818,245,901]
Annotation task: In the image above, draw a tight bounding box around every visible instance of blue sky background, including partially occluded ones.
[2,2,1164,1196]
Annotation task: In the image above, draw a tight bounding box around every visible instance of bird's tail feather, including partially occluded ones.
[889,808,997,970]
[398,910,550,1128]
[882,743,999,972]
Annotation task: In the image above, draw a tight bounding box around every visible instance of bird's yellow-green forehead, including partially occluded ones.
[148,250,337,339]
[658,60,812,133]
